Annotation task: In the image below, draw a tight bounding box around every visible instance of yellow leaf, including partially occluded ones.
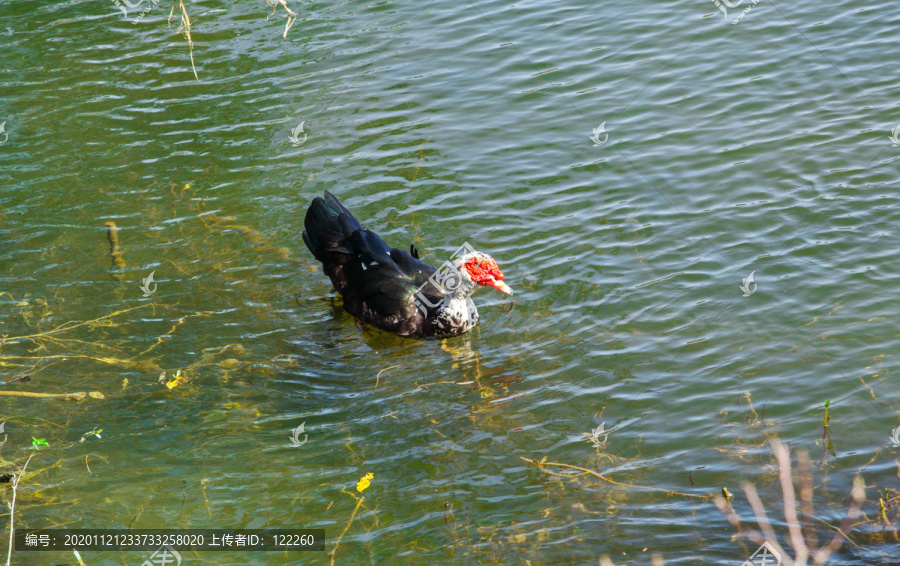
[165,374,186,390]
[356,472,373,493]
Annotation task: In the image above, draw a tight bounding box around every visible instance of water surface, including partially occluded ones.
[1,0,899,564]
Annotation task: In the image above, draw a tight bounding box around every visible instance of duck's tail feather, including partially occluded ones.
[302,191,362,294]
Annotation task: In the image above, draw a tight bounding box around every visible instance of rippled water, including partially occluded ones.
[1,0,899,564]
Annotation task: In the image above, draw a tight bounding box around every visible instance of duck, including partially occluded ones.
[302,191,512,337]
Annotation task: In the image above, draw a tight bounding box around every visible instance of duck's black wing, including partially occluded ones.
[302,191,441,335]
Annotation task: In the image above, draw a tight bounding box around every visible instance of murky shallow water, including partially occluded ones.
[1,0,899,564]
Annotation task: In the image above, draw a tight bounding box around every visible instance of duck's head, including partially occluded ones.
[454,251,512,295]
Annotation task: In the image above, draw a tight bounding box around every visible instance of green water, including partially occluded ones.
[1,0,899,564]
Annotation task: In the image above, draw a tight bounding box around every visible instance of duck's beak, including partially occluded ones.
[489,278,513,294]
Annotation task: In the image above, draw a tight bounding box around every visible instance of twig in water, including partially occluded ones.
[6,451,36,566]
[84,454,110,475]
[520,457,709,500]
[0,390,104,401]
[329,490,365,566]
[0,375,30,386]
[375,364,403,389]
[265,0,298,38]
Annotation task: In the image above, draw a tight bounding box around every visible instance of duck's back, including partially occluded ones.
[302,192,443,336]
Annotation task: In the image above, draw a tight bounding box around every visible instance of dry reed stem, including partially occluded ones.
[715,439,866,566]
[773,441,807,564]
[266,0,297,38]
[796,450,819,551]
[0,391,104,401]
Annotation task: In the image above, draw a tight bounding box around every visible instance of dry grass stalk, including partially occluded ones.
[715,439,865,566]
[169,0,198,80]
